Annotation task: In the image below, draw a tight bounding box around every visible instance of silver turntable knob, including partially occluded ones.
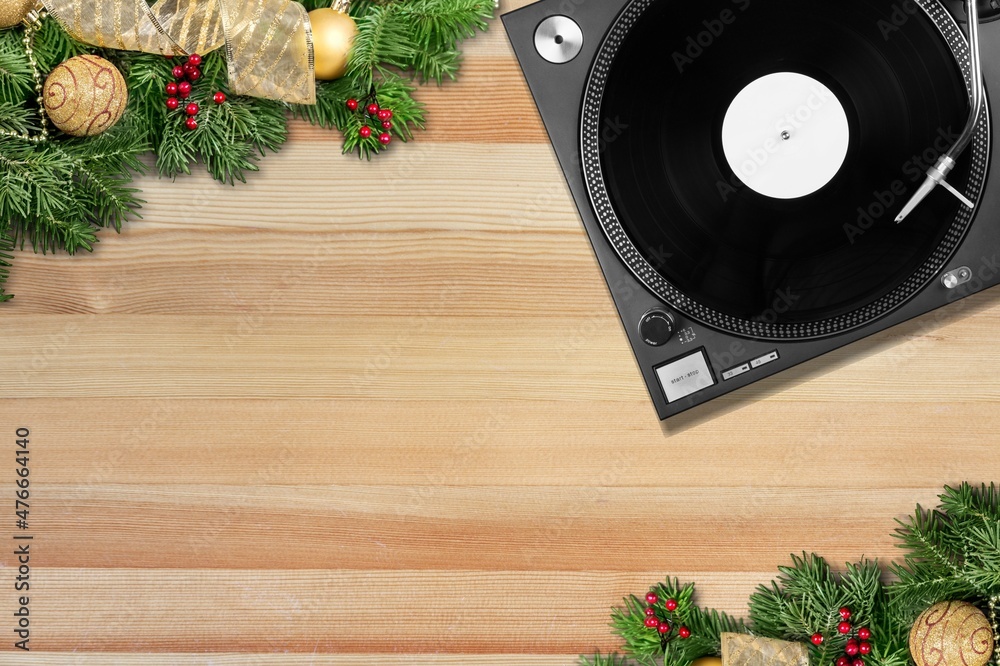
[534,16,584,64]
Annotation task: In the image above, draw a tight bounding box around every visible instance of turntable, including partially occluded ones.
[503,0,1000,420]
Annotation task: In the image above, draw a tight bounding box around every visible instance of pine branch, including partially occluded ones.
[0,33,33,103]
[347,5,418,92]
[612,579,745,666]
[31,16,89,73]
[0,231,13,302]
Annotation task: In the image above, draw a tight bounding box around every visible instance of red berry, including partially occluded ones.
[810,633,824,646]
[857,627,871,641]
[645,592,658,605]
[172,65,185,79]
[644,607,656,617]
[382,120,392,130]
[359,126,372,139]
[366,103,379,116]
[178,81,192,98]
[665,599,678,611]
[165,97,179,110]
[377,108,393,121]
[838,621,852,635]
[839,607,852,621]
[678,626,691,639]
[165,82,179,96]
[859,643,871,656]
[378,132,392,146]
[852,660,864,666]
[836,659,849,666]
[185,117,198,131]
[186,67,201,81]
[187,53,202,67]
[213,91,226,105]
[644,617,659,629]
[346,98,359,111]
[657,623,671,634]
[845,642,860,657]
[185,103,200,116]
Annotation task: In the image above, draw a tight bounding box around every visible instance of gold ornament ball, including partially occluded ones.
[910,600,995,666]
[691,658,723,666]
[309,8,358,80]
[43,55,128,137]
[0,0,35,29]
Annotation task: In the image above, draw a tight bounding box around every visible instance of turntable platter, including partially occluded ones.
[583,0,989,340]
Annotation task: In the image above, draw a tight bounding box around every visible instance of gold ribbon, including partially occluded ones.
[40,0,316,104]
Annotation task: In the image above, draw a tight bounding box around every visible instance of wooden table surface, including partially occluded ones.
[2,1,1000,662]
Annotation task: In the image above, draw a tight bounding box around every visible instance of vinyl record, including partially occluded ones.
[583,0,989,340]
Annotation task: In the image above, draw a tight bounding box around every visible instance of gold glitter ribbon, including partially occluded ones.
[40,0,315,104]
[721,633,810,666]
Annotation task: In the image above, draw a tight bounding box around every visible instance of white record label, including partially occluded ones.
[721,72,850,200]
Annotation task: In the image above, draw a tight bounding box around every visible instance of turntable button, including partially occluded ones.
[655,350,716,404]
[639,310,675,347]
[722,363,752,381]
[749,350,780,369]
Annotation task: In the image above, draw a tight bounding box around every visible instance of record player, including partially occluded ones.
[503,0,1000,420]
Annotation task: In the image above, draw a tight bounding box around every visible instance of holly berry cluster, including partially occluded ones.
[345,97,394,146]
[809,606,873,666]
[163,53,227,131]
[641,592,691,641]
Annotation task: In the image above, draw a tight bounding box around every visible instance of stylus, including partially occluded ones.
[896,0,984,223]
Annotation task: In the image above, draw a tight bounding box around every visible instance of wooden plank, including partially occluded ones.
[0,486,959,571]
[0,569,765,653]
[1,400,997,487]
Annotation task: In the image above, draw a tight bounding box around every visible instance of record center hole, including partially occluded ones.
[554,34,565,44]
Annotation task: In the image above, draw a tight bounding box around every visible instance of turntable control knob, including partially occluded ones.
[639,310,675,347]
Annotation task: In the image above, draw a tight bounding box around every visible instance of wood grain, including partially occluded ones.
[2,0,1000,662]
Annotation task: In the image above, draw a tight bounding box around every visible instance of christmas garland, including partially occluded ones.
[0,0,496,302]
[586,483,1000,666]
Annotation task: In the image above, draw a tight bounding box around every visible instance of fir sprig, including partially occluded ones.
[0,1,494,300]
[611,579,744,666]
[0,232,13,302]
[584,484,999,666]
[889,483,1000,611]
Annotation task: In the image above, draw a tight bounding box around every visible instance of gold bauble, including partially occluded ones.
[43,55,128,137]
[910,601,995,666]
[308,8,357,80]
[0,0,35,29]
[691,658,723,666]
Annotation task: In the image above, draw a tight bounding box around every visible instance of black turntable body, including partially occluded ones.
[504,0,1000,420]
